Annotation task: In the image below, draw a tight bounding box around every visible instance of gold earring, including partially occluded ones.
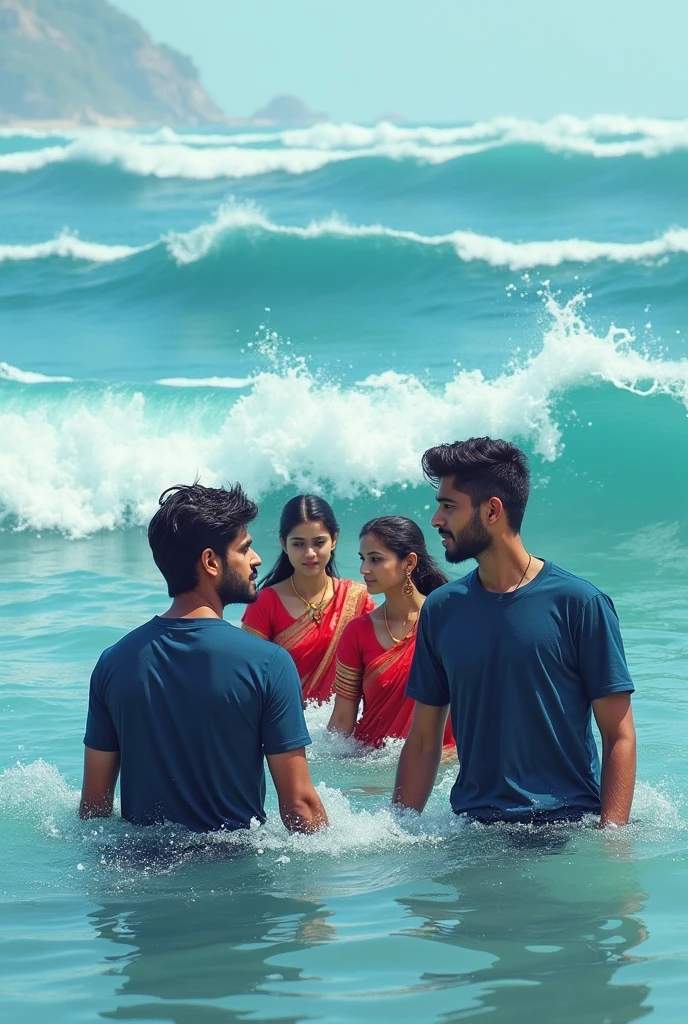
[403,568,414,596]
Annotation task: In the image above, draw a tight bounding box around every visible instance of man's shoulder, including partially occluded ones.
[422,572,475,612]
[98,618,161,662]
[544,562,609,607]
[100,617,280,666]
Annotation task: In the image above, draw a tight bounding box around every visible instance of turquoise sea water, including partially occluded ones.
[2,116,688,1022]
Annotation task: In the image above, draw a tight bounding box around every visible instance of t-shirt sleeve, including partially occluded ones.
[241,590,274,641]
[261,647,312,755]
[334,619,364,702]
[404,602,450,706]
[575,593,635,701]
[83,657,119,752]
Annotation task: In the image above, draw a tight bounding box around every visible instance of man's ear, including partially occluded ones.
[199,547,221,578]
[484,497,504,525]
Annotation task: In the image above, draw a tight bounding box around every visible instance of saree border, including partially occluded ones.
[302,581,369,699]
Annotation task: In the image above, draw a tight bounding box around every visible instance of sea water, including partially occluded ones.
[1,116,688,1022]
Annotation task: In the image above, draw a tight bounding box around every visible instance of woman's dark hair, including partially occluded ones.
[422,436,530,533]
[148,482,258,597]
[259,495,340,588]
[359,515,447,596]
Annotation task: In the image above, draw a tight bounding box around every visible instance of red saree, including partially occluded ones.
[242,579,373,702]
[335,615,454,749]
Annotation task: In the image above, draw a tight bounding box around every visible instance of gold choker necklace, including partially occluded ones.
[290,575,330,624]
[383,604,417,644]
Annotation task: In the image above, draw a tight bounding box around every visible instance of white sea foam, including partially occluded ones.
[165,201,688,271]
[0,361,73,383]
[4,202,688,272]
[0,231,145,264]
[2,294,688,537]
[155,375,255,388]
[1,760,682,882]
[3,115,688,178]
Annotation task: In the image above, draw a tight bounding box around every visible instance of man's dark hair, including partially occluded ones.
[148,483,258,596]
[421,437,530,533]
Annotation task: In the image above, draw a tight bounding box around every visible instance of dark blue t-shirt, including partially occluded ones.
[84,616,311,831]
[406,561,634,822]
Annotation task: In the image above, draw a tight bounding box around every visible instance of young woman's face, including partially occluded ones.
[282,520,336,577]
[359,532,409,595]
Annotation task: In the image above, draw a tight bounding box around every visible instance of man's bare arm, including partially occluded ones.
[266,747,329,833]
[592,691,636,827]
[393,702,449,812]
[79,747,120,818]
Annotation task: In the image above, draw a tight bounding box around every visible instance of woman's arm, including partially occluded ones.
[327,694,359,736]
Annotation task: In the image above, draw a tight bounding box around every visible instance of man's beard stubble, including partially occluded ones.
[217,561,258,606]
[441,508,493,564]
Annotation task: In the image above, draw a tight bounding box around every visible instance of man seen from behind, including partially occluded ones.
[80,483,328,834]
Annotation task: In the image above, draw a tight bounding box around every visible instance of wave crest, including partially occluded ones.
[4,115,688,180]
[2,294,687,536]
[3,202,688,273]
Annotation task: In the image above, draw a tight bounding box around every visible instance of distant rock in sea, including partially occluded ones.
[251,95,328,126]
[0,0,226,126]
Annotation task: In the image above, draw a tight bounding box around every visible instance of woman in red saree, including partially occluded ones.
[328,516,454,749]
[242,495,373,702]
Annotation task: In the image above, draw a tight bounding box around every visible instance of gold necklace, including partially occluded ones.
[290,574,330,624]
[383,604,417,644]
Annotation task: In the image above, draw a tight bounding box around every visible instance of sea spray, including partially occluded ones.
[2,293,688,536]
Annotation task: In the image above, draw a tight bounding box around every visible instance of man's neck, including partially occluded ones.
[476,537,543,594]
[161,589,224,619]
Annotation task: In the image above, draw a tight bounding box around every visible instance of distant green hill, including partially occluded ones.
[0,0,226,125]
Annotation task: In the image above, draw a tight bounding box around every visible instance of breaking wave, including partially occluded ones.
[1,293,688,536]
[3,202,688,273]
[4,115,688,180]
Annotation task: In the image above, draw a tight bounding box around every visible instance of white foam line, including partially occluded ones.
[0,231,147,264]
[156,376,255,389]
[3,205,688,272]
[5,114,688,177]
[166,202,688,272]
[0,361,73,383]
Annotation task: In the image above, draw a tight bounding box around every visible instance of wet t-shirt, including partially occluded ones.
[84,617,310,831]
[405,561,634,822]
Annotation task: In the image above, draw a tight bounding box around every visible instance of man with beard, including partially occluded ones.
[393,438,636,827]
[80,483,327,834]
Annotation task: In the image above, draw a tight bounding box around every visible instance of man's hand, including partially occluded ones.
[266,747,328,833]
[393,702,449,812]
[79,747,120,818]
[593,691,636,827]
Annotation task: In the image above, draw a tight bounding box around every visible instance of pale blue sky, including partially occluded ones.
[113,0,688,122]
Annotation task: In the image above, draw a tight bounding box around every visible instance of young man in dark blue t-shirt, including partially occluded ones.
[394,437,636,827]
[80,483,328,834]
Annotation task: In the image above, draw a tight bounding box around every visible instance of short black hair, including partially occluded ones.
[421,437,530,533]
[148,483,258,596]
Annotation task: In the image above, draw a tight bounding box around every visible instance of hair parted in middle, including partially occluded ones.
[259,494,340,589]
[359,515,448,595]
[421,436,530,533]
